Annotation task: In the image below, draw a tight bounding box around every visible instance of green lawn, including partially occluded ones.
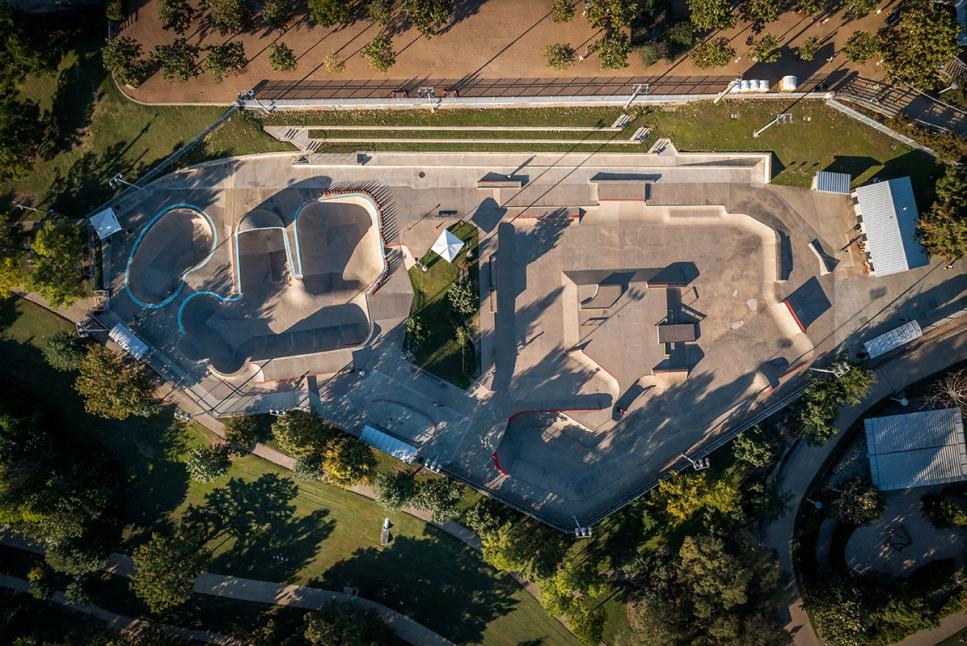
[3,11,290,218]
[407,221,480,388]
[0,297,576,646]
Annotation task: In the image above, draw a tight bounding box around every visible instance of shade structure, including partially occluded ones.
[89,207,122,240]
[431,229,465,263]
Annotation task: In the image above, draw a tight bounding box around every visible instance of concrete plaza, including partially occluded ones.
[100,148,967,530]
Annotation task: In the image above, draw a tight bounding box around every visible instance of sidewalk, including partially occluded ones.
[762,318,967,645]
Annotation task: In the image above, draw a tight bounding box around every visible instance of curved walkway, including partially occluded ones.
[762,317,967,645]
[0,528,453,646]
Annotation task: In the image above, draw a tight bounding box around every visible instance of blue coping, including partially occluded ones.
[124,203,222,309]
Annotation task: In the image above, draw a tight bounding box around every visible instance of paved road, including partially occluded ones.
[762,316,967,646]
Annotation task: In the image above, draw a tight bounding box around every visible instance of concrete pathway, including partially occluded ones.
[0,528,453,646]
[0,574,240,645]
[762,316,967,645]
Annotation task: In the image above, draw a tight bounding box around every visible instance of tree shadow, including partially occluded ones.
[41,34,106,161]
[183,474,335,581]
[313,532,524,644]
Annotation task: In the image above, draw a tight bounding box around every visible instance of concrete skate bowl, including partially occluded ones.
[126,204,215,307]
[495,411,608,500]
[293,193,385,298]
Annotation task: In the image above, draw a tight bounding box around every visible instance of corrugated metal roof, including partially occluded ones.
[814,171,851,194]
[864,320,923,359]
[109,323,149,359]
[360,425,418,463]
[89,207,122,240]
[854,177,929,276]
[865,408,967,490]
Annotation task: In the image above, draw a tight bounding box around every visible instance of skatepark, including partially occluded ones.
[98,148,966,530]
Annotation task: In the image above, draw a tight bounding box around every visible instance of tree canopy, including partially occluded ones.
[131,532,210,613]
[793,363,876,444]
[879,1,959,90]
[687,0,734,32]
[373,470,418,510]
[203,42,247,83]
[739,0,781,32]
[159,0,194,33]
[0,86,42,182]
[154,39,199,82]
[402,0,454,37]
[28,217,85,308]
[203,0,253,34]
[321,435,377,487]
[185,443,232,483]
[74,345,161,420]
[303,600,394,645]
[270,409,334,456]
[362,34,396,72]
[690,37,734,68]
[102,36,151,87]
[40,331,87,372]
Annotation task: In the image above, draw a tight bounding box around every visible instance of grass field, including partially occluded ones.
[407,221,480,388]
[0,297,576,646]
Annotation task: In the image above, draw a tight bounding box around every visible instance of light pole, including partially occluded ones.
[239,89,273,113]
[418,86,437,112]
[624,83,649,110]
[939,81,960,95]
[108,173,145,192]
[809,361,851,377]
[12,203,59,217]
[572,516,592,538]
[681,453,710,471]
[753,112,793,138]
[714,77,741,104]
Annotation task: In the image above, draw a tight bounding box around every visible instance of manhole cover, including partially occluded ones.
[418,171,426,178]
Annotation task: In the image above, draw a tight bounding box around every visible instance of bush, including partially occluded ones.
[105,0,125,21]
[304,600,394,645]
[639,42,660,67]
[664,21,693,59]
[41,331,86,372]
[842,30,877,64]
[294,452,327,481]
[831,477,883,526]
[447,279,477,318]
[690,37,734,68]
[362,34,396,72]
[322,52,345,74]
[27,565,54,600]
[268,41,298,72]
[373,471,418,510]
[595,32,631,70]
[64,580,92,608]
[322,435,377,487]
[308,0,352,27]
[405,315,427,347]
[545,43,576,70]
[922,494,967,528]
[222,415,268,452]
[552,0,575,23]
[185,443,231,483]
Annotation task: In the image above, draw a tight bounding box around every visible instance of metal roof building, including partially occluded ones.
[813,171,851,194]
[360,425,419,463]
[88,207,122,240]
[863,320,923,359]
[853,177,929,276]
[865,408,967,491]
[109,323,149,359]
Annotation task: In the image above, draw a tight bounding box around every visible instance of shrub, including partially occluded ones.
[362,34,396,72]
[64,580,92,608]
[690,36,734,68]
[373,470,418,510]
[405,315,427,347]
[842,30,877,64]
[304,600,394,645]
[640,42,660,66]
[268,41,298,71]
[203,41,247,83]
[294,452,327,480]
[831,477,883,525]
[545,43,576,70]
[664,21,693,59]
[308,0,352,27]
[40,331,86,372]
[322,52,345,73]
[27,565,54,600]
[270,409,333,456]
[552,0,575,23]
[447,279,477,318]
[922,494,967,528]
[595,32,631,70]
[185,443,231,483]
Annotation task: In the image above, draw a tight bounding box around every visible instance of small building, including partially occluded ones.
[812,171,851,195]
[852,177,929,277]
[360,425,418,463]
[865,408,967,491]
[863,320,923,359]
[88,207,122,241]
[109,323,149,359]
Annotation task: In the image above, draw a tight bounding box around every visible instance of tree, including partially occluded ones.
[545,43,576,70]
[796,0,826,15]
[260,0,292,29]
[690,36,734,68]
[664,21,694,59]
[921,493,967,527]
[927,366,967,414]
[466,498,568,580]
[918,203,967,262]
[831,477,883,525]
[293,452,326,480]
[222,415,268,452]
[203,0,252,34]
[106,0,125,21]
[843,0,875,20]
[0,9,49,81]
[585,0,638,29]
[102,36,151,87]
[402,0,454,37]
[159,0,194,33]
[154,39,199,82]
[879,1,958,90]
[303,600,394,645]
[794,364,875,445]
[373,470,418,510]
[322,436,377,487]
[308,0,352,27]
[405,315,427,347]
[41,331,86,372]
[842,30,877,64]
[747,33,781,63]
[566,599,606,644]
[185,443,231,483]
[447,279,477,317]
[74,345,160,420]
[552,0,575,23]
[731,426,776,468]
[322,52,345,73]
[64,580,92,608]
[0,88,42,182]
[807,576,868,645]
[687,0,734,32]
[28,217,85,309]
[27,565,54,600]
[368,0,394,25]
[936,165,967,210]
[270,409,333,456]
[595,32,631,70]
[797,35,821,61]
[204,42,246,83]
[414,477,464,521]
[45,538,108,576]
[131,532,209,613]
[362,34,396,72]
[739,0,781,33]
[655,471,742,521]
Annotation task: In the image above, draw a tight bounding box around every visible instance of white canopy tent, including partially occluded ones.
[430,229,465,263]
[88,207,122,240]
